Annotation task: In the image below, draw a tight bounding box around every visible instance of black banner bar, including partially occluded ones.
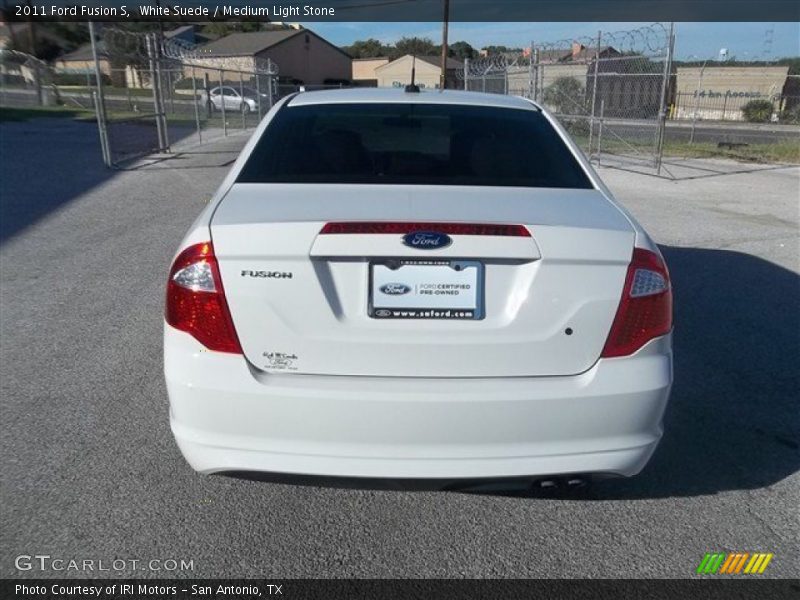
[3,0,800,22]
[3,579,800,600]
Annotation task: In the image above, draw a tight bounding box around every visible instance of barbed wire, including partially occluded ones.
[457,53,530,78]
[458,23,670,80]
[103,27,279,76]
[534,23,669,55]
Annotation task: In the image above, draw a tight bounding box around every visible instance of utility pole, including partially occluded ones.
[439,0,449,90]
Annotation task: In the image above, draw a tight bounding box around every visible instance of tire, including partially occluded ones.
[241,102,251,114]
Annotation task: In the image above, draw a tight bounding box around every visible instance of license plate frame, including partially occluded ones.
[368,259,484,320]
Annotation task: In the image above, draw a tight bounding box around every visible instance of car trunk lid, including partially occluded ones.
[211,183,634,377]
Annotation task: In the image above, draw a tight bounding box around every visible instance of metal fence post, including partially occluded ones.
[655,23,675,173]
[89,21,111,166]
[464,58,469,91]
[167,69,175,115]
[153,35,169,151]
[588,30,601,160]
[33,62,43,106]
[528,41,534,99]
[255,70,263,119]
[147,34,166,153]
[267,60,274,109]
[689,60,707,145]
[191,66,202,143]
[240,71,246,129]
[596,98,605,166]
[219,69,227,136]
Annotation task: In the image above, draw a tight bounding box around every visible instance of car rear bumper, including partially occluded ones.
[165,325,672,479]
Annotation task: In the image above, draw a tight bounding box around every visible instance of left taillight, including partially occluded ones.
[165,241,242,354]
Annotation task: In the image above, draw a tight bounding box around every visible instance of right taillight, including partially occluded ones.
[165,241,242,354]
[601,248,673,358]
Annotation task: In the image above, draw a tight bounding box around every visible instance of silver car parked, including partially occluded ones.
[208,86,267,114]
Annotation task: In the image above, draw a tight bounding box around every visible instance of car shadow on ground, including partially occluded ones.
[227,245,799,500]
[581,245,799,500]
[0,118,198,244]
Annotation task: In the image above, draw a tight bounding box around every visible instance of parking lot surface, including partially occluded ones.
[1,120,798,578]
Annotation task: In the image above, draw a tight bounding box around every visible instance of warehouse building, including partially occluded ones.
[189,28,352,85]
[673,65,790,121]
[374,54,463,90]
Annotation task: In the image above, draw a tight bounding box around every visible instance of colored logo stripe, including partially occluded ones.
[698,552,773,575]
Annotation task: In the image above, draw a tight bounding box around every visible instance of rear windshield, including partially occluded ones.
[237,102,592,189]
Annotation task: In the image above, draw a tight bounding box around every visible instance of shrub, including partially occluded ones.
[563,117,590,138]
[542,77,587,115]
[741,99,774,123]
[779,103,800,124]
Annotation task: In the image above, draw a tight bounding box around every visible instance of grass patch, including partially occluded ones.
[0,106,96,122]
[571,134,800,165]
[662,140,800,164]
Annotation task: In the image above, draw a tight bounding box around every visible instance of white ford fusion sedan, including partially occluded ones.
[164,88,672,484]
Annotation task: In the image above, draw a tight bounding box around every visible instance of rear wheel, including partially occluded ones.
[241,102,251,114]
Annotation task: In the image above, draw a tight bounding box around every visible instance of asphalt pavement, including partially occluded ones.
[1,119,798,578]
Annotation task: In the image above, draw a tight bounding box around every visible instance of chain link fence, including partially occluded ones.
[1,30,279,167]
[3,24,798,176]
[0,48,60,107]
[459,24,675,174]
[457,24,799,178]
[92,28,280,166]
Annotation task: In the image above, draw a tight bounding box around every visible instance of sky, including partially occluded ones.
[304,22,800,60]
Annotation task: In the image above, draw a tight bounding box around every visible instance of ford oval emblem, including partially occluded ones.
[379,283,411,295]
[402,231,452,250]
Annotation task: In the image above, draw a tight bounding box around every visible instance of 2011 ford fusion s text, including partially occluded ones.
[164,88,673,485]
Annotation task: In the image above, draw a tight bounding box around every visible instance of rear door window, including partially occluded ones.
[237,102,592,189]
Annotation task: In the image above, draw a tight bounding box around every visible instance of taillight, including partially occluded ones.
[601,248,672,358]
[165,241,242,354]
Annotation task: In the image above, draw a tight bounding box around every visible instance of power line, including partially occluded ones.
[333,0,420,11]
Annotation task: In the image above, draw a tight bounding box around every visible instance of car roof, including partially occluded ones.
[287,88,540,111]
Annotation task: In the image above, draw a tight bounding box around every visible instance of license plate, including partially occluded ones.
[369,260,483,320]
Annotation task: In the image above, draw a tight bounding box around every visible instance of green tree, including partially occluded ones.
[449,41,476,60]
[202,22,233,38]
[481,45,523,56]
[393,37,438,58]
[43,22,90,51]
[238,22,262,33]
[343,38,388,58]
